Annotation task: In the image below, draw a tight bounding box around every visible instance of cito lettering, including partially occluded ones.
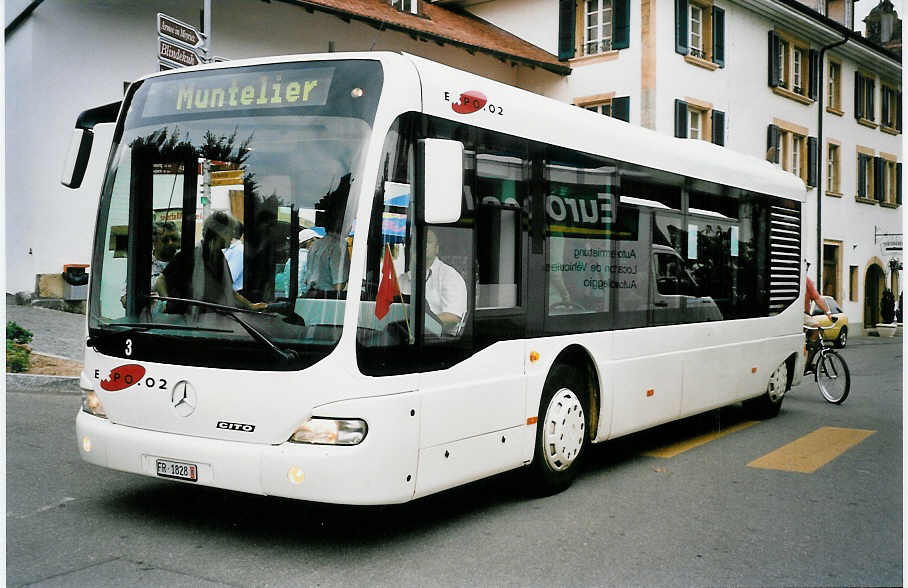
[176,75,321,111]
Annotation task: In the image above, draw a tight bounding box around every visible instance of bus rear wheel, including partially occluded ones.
[744,361,788,419]
[528,364,589,496]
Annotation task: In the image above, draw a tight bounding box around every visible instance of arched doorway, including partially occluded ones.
[864,263,886,327]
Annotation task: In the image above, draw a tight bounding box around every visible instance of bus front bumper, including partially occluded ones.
[75,391,421,505]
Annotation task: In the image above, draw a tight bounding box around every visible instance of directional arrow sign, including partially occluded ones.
[159,39,201,68]
[157,13,205,49]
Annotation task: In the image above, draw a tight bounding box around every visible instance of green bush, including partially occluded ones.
[7,321,33,345]
[6,339,30,373]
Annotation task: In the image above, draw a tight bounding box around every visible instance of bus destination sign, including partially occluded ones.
[142,67,335,118]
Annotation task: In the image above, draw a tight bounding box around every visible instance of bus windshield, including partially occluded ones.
[89,61,383,370]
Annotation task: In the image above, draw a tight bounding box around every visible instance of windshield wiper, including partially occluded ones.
[149,296,299,363]
[87,322,232,348]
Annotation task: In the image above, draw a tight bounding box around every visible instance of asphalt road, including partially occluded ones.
[6,335,902,587]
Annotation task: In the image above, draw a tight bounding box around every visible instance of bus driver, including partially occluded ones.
[399,229,467,334]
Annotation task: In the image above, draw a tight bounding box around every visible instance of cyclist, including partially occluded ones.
[804,276,833,374]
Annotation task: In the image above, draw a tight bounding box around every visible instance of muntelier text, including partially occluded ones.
[176,75,322,111]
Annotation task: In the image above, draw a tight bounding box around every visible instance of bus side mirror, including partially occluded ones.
[61,100,122,189]
[418,138,463,224]
[61,129,94,189]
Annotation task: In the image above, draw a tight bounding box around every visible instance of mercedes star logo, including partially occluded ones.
[170,380,197,417]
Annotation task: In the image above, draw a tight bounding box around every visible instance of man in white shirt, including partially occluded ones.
[222,221,244,291]
[423,229,467,332]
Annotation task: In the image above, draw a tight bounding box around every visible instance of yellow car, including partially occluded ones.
[810,295,849,348]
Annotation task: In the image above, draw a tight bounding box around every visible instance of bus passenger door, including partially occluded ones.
[412,130,530,498]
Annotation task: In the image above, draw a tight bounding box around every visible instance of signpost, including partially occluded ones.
[159,39,202,68]
[157,12,208,70]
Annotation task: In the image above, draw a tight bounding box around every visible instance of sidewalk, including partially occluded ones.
[6,302,86,361]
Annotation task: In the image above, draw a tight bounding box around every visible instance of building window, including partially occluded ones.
[882,158,899,205]
[778,40,789,86]
[827,143,840,194]
[675,1,725,68]
[586,102,612,116]
[881,84,901,133]
[689,4,704,58]
[792,47,804,94]
[688,108,702,139]
[855,72,876,124]
[823,242,841,302]
[767,123,816,186]
[584,0,614,55]
[768,31,816,102]
[390,0,417,14]
[849,265,858,301]
[856,150,874,200]
[675,99,725,145]
[575,95,630,122]
[827,60,842,113]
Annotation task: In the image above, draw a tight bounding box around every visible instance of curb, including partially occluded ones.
[6,373,81,394]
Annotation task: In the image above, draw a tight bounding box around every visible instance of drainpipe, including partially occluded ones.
[816,36,848,289]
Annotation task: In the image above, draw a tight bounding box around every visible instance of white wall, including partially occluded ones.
[4,0,561,293]
[466,0,559,55]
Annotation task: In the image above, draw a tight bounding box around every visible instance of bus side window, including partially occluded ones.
[475,152,528,310]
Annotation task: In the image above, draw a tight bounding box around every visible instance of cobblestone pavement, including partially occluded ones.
[6,303,86,361]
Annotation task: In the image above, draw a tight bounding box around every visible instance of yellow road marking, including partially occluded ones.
[747,426,876,473]
[643,421,760,458]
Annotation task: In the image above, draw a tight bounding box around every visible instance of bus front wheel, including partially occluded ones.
[528,364,589,495]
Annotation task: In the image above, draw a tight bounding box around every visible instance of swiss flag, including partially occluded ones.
[375,244,401,319]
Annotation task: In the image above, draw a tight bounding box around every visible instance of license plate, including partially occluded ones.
[156,458,198,482]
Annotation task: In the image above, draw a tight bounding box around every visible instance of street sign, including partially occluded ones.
[159,39,201,68]
[157,13,205,49]
[210,170,245,186]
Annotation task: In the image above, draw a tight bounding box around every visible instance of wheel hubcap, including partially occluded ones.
[767,364,787,403]
[542,388,585,472]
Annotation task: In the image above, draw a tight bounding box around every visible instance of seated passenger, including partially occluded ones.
[157,211,266,312]
[121,221,180,310]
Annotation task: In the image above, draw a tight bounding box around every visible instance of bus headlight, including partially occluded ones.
[289,418,367,445]
[81,390,107,419]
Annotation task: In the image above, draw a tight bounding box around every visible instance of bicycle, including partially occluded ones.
[803,317,851,404]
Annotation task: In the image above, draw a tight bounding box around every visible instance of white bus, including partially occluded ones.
[63,52,807,504]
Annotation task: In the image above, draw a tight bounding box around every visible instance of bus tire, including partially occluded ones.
[744,361,788,419]
[528,364,589,496]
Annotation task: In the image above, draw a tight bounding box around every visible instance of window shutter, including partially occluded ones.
[868,79,875,121]
[613,0,630,50]
[898,91,903,131]
[882,89,891,127]
[858,155,867,198]
[854,72,864,119]
[712,6,725,67]
[558,0,576,61]
[711,110,725,146]
[675,99,688,138]
[767,32,780,87]
[808,49,819,100]
[612,96,630,122]
[897,163,902,205]
[807,136,818,187]
[766,124,780,163]
[675,0,689,55]
[874,156,884,202]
